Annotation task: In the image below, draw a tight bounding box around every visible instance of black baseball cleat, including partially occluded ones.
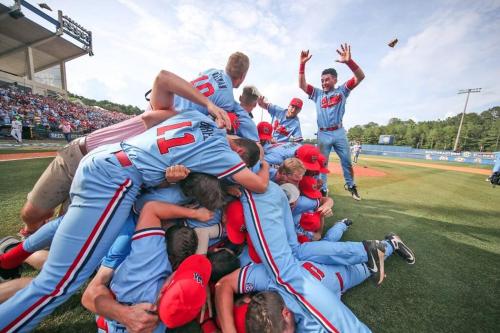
[385,233,416,264]
[363,240,386,285]
[0,236,23,282]
[320,188,329,197]
[345,184,361,201]
[338,218,353,228]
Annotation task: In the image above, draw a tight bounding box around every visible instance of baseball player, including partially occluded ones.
[352,141,362,163]
[258,96,304,143]
[299,43,365,200]
[488,152,500,186]
[170,52,259,142]
[234,182,390,332]
[83,202,210,333]
[216,231,415,332]
[10,117,22,143]
[0,71,269,332]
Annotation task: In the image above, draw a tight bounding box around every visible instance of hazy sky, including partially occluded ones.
[17,0,500,138]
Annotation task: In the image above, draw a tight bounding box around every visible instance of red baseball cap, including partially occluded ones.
[300,211,321,232]
[297,234,311,244]
[233,302,249,333]
[227,112,240,132]
[158,255,212,328]
[257,122,273,141]
[225,200,246,245]
[296,145,320,171]
[246,234,261,263]
[289,98,303,109]
[317,154,330,174]
[299,175,322,199]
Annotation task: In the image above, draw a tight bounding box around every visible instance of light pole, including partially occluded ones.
[453,88,481,152]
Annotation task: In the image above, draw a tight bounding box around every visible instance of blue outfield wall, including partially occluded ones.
[359,144,498,166]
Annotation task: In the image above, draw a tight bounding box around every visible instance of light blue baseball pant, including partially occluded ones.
[323,221,349,243]
[241,186,371,333]
[0,146,142,332]
[317,127,355,190]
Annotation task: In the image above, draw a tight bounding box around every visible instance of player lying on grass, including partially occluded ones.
[0,172,224,302]
[215,232,415,333]
[0,66,270,331]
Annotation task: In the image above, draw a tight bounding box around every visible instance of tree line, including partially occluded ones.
[347,107,499,151]
[68,92,143,115]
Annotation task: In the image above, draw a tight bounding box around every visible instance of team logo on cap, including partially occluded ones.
[263,127,270,134]
[310,155,318,162]
[193,272,203,286]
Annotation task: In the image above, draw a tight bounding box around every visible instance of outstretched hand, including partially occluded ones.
[300,50,312,65]
[335,43,351,63]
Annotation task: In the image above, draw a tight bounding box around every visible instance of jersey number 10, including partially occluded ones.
[191,75,215,97]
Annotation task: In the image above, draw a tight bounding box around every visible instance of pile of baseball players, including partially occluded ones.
[0,44,416,333]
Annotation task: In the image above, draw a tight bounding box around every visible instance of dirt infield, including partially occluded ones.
[0,151,57,162]
[328,163,387,177]
[363,157,491,175]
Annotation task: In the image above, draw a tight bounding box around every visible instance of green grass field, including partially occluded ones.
[0,155,499,332]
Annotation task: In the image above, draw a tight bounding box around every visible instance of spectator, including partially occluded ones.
[59,120,72,142]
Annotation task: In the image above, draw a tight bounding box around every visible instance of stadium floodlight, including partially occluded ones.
[453,88,481,152]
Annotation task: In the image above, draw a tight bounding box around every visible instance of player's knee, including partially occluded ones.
[21,202,53,225]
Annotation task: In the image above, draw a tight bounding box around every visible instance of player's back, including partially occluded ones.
[122,110,242,188]
[174,68,235,113]
[264,142,301,166]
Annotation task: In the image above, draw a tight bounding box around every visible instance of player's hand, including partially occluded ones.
[300,50,312,64]
[226,185,242,197]
[335,43,351,63]
[165,165,190,183]
[121,303,158,333]
[207,102,231,130]
[194,207,215,222]
[318,205,333,218]
[257,96,268,109]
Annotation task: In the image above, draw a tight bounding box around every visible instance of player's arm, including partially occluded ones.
[149,70,230,129]
[299,50,314,96]
[141,109,178,129]
[336,43,365,90]
[231,160,270,193]
[137,201,214,230]
[82,266,158,333]
[215,269,241,333]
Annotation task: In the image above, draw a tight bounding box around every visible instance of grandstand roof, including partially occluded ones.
[0,1,91,77]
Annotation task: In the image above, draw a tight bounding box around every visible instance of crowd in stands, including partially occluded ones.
[0,86,131,134]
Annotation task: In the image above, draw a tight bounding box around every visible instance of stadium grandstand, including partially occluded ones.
[0,0,132,141]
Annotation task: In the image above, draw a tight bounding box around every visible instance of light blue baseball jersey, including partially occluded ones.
[122,111,247,188]
[109,228,170,333]
[237,264,326,332]
[309,83,351,128]
[268,104,303,143]
[174,68,234,114]
[493,152,500,173]
[231,103,259,141]
[263,142,301,166]
[101,213,137,270]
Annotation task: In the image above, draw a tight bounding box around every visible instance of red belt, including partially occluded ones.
[320,124,342,131]
[114,150,132,167]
